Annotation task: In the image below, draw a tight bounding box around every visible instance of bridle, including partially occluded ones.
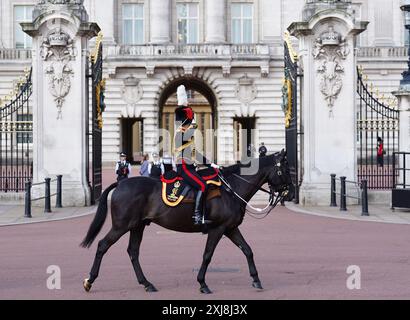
[218,161,290,218]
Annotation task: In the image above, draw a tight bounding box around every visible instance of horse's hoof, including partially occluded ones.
[145,284,158,292]
[252,281,263,290]
[200,286,212,294]
[83,279,92,292]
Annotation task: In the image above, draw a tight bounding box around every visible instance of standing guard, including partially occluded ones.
[115,152,132,182]
[174,85,220,225]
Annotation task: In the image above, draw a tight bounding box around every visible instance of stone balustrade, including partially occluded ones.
[357,47,408,58]
[0,49,32,60]
[106,43,271,59]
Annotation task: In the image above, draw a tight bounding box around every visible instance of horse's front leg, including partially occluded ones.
[225,227,263,290]
[197,226,225,294]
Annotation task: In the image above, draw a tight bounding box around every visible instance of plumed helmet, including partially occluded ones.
[175,106,194,124]
[177,85,188,106]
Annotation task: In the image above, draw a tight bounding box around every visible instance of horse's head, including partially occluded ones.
[266,149,294,201]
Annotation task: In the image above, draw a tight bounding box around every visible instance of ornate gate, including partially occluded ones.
[282,33,299,203]
[0,69,33,192]
[356,66,399,189]
[88,33,105,204]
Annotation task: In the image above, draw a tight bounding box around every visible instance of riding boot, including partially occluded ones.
[193,191,211,225]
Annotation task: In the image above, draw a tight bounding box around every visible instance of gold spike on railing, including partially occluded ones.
[91,31,104,63]
[284,31,298,63]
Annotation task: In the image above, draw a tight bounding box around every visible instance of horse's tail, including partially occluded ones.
[80,182,118,248]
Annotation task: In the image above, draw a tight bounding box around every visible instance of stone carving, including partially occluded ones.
[236,74,257,105]
[313,25,350,116]
[41,28,76,119]
[121,76,143,107]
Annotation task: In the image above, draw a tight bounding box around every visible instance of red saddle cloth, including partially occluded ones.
[160,168,221,207]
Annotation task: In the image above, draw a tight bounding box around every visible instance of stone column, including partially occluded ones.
[393,89,410,185]
[150,0,170,44]
[22,1,100,206]
[288,0,368,205]
[205,0,226,43]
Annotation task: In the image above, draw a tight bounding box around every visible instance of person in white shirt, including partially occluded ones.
[115,152,132,182]
[148,153,165,179]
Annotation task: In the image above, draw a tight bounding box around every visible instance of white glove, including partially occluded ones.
[211,163,220,169]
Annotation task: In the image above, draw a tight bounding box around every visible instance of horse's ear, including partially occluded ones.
[281,149,286,156]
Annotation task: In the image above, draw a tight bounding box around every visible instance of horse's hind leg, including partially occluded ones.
[83,228,126,292]
[197,226,225,294]
[127,226,157,292]
[225,227,263,290]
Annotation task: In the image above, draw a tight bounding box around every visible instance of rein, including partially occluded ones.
[218,172,287,218]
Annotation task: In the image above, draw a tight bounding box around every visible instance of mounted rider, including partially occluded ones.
[174,85,220,225]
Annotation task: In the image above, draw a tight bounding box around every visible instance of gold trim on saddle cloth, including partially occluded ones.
[162,182,185,207]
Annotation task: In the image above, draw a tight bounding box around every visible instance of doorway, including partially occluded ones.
[233,117,256,161]
[121,118,144,164]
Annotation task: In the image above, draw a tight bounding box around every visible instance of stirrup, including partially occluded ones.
[193,212,211,225]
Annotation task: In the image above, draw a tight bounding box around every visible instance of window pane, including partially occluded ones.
[123,4,133,19]
[135,20,144,44]
[232,19,241,43]
[243,19,252,43]
[242,4,253,18]
[123,20,133,44]
[14,6,25,21]
[177,4,187,18]
[231,4,241,18]
[178,19,187,43]
[188,3,198,18]
[188,19,198,43]
[135,4,144,18]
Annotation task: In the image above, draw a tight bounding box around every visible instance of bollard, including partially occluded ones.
[330,174,337,207]
[361,180,369,216]
[340,176,347,211]
[56,175,62,208]
[24,181,32,218]
[44,178,51,213]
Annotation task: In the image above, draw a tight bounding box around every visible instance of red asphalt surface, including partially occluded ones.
[1,204,410,300]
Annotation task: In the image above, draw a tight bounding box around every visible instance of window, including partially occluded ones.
[14,5,34,49]
[177,3,199,44]
[122,3,144,44]
[231,3,253,44]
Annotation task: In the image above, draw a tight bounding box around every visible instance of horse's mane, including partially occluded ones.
[222,153,277,177]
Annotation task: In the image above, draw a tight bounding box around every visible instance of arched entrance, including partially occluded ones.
[158,78,218,162]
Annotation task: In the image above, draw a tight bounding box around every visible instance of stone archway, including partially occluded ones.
[157,77,218,162]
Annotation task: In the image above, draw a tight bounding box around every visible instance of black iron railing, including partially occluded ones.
[24,175,63,218]
[330,174,369,216]
[0,68,33,192]
[357,67,399,190]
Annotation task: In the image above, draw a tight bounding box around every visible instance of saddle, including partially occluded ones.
[160,167,222,207]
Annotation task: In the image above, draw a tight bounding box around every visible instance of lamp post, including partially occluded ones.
[401,0,410,85]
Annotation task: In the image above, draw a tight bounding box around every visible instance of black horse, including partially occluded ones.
[81,150,293,294]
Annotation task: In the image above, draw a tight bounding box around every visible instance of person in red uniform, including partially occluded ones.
[377,137,384,167]
[174,85,220,225]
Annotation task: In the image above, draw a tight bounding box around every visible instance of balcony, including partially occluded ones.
[0,49,32,60]
[357,47,409,59]
[105,43,271,60]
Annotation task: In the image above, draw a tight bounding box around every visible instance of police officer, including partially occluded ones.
[174,85,220,225]
[259,142,267,157]
[115,152,132,182]
[148,152,165,179]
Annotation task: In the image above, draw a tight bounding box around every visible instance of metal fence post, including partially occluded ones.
[361,180,369,216]
[330,174,337,207]
[24,181,32,218]
[44,178,51,213]
[340,176,347,211]
[56,175,62,208]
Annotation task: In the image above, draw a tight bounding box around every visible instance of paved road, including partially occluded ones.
[1,206,410,300]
